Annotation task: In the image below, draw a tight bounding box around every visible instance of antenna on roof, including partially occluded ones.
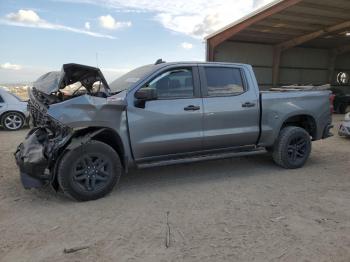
[155,58,166,65]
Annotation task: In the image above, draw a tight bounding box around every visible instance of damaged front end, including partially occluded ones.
[14,63,125,190]
[15,90,73,189]
[15,127,71,188]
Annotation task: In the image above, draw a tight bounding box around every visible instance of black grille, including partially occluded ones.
[28,100,47,126]
[28,99,69,137]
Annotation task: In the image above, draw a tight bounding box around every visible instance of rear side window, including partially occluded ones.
[0,95,3,103]
[204,67,245,96]
[148,68,194,99]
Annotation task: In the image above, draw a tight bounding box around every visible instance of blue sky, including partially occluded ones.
[0,0,272,83]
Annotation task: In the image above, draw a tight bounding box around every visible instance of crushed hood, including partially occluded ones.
[33,63,110,94]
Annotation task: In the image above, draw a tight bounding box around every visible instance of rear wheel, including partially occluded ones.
[1,112,24,131]
[272,126,311,169]
[57,140,122,201]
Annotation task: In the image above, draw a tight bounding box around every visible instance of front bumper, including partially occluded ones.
[338,122,350,137]
[15,128,51,188]
[20,171,46,189]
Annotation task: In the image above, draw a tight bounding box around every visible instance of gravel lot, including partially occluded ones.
[0,114,349,262]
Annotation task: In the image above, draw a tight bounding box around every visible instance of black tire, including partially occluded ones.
[57,140,122,201]
[338,103,348,114]
[272,126,311,169]
[1,111,24,131]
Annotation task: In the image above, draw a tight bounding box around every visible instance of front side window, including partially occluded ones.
[204,67,245,96]
[147,68,194,99]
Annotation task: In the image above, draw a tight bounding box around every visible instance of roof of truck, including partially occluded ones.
[149,61,251,68]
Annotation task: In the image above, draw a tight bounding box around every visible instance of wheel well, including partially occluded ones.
[281,115,317,139]
[92,129,125,166]
[51,127,126,191]
[0,110,26,121]
[68,127,125,166]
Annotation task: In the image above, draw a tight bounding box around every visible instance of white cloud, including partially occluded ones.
[181,42,193,50]
[6,9,40,23]
[84,21,90,30]
[0,63,22,70]
[56,0,274,38]
[1,9,116,39]
[99,15,132,30]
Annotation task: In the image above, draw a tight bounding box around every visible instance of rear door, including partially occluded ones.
[127,65,204,160]
[199,65,260,150]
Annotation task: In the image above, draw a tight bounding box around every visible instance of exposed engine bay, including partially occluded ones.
[31,63,111,106]
[27,63,117,135]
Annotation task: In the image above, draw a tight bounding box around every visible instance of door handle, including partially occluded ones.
[184,105,200,111]
[242,102,256,108]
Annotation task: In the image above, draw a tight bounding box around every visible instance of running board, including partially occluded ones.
[137,148,267,169]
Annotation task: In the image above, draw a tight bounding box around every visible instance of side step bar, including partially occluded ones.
[137,148,267,169]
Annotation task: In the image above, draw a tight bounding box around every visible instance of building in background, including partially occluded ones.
[205,0,350,90]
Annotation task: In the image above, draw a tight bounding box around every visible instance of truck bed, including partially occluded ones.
[258,90,332,146]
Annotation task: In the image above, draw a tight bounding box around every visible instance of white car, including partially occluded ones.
[338,112,350,138]
[0,87,29,130]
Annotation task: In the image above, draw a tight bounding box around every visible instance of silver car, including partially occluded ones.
[0,87,29,130]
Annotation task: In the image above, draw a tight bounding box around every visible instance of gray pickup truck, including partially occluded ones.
[15,62,333,201]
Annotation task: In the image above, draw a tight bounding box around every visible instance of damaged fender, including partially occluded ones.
[15,126,114,190]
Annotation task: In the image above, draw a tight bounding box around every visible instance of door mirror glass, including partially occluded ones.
[337,72,349,85]
[134,87,157,101]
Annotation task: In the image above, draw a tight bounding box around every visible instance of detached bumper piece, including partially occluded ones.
[14,128,51,189]
[338,123,350,137]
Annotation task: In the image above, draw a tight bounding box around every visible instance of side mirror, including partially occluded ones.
[134,87,157,101]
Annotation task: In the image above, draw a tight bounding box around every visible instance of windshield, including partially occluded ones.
[109,64,155,93]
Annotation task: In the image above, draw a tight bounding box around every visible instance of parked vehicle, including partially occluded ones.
[338,112,350,137]
[0,87,29,131]
[15,62,333,201]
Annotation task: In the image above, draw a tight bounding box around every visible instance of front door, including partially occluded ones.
[127,66,203,161]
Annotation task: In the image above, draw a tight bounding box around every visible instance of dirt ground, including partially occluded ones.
[0,114,349,262]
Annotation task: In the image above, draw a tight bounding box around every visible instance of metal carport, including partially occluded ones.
[205,0,350,90]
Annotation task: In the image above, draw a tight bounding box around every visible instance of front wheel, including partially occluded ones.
[272,126,311,169]
[57,140,122,201]
[1,112,24,131]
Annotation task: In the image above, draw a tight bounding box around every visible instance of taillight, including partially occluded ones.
[329,93,335,113]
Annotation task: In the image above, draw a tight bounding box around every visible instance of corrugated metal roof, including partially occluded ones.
[206,0,350,49]
[205,0,285,40]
